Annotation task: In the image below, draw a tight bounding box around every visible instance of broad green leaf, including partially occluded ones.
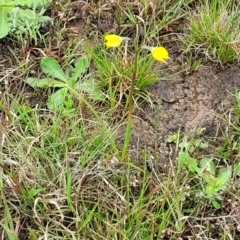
[178,151,189,169]
[211,200,221,209]
[167,133,178,143]
[205,185,216,196]
[179,141,190,150]
[17,8,36,20]
[205,175,215,184]
[205,169,231,196]
[47,88,68,110]
[178,151,201,173]
[0,0,50,8]
[178,151,192,167]
[0,6,10,38]
[188,157,201,174]
[200,158,216,175]
[214,169,231,190]
[26,78,65,88]
[78,81,105,101]
[72,56,89,82]
[9,0,50,8]
[40,57,67,82]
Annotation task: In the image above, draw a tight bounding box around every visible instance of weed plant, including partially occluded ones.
[86,43,160,110]
[0,0,51,44]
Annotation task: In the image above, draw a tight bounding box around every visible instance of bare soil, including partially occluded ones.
[131,65,240,164]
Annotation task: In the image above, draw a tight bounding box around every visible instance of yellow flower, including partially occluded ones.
[151,47,169,62]
[141,45,169,62]
[104,34,123,48]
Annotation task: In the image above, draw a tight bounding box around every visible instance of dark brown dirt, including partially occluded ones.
[0,39,20,92]
[131,65,240,165]
[132,66,240,141]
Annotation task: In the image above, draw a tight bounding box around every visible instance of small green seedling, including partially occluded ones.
[26,56,104,113]
[178,138,232,209]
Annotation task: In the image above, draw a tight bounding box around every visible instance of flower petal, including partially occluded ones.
[104,34,123,48]
[151,47,169,62]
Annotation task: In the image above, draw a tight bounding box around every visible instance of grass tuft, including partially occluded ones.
[183,0,240,64]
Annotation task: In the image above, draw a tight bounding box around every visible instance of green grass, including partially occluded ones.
[1,0,240,239]
[1,93,240,238]
[117,0,194,45]
[86,42,163,111]
[0,102,194,239]
[183,0,240,64]
[0,98,118,238]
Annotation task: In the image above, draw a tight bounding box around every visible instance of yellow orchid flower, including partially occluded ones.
[104,34,130,48]
[142,46,169,62]
[151,47,169,62]
[104,34,123,48]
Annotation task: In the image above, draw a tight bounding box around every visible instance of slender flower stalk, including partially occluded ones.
[104,34,169,161]
[121,47,138,161]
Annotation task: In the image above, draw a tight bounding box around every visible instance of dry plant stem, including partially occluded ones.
[121,48,138,161]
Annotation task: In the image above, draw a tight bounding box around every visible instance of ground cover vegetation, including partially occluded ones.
[0,0,240,239]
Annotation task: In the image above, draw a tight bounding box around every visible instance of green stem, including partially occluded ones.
[121,48,138,161]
